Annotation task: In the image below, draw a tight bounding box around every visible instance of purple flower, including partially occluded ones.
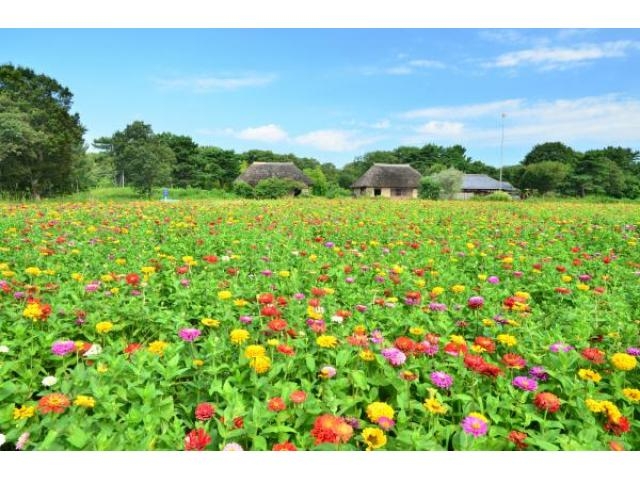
[549,342,574,353]
[626,347,640,356]
[178,328,201,342]
[51,340,76,356]
[512,376,538,391]
[374,276,385,283]
[14,291,26,300]
[429,302,447,312]
[528,366,549,381]
[345,277,355,284]
[293,293,305,300]
[430,371,453,389]
[324,242,335,248]
[421,341,439,356]
[344,417,361,430]
[370,329,384,344]
[467,296,484,309]
[578,274,592,282]
[239,315,253,325]
[487,276,500,284]
[429,372,453,389]
[381,347,406,366]
[130,289,141,296]
[461,415,488,437]
[377,416,395,431]
[260,269,273,277]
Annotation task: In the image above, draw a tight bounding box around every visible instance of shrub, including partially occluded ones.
[253,178,306,199]
[233,181,256,198]
[419,177,442,200]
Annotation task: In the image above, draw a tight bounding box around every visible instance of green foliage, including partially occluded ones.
[523,142,580,167]
[303,166,328,196]
[431,167,464,199]
[122,142,176,196]
[418,176,441,199]
[521,161,571,194]
[253,178,306,199]
[232,180,255,198]
[324,184,351,199]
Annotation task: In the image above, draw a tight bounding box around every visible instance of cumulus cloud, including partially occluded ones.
[401,99,523,120]
[294,129,379,152]
[235,124,288,142]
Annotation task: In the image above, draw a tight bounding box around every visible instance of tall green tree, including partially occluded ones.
[522,142,580,167]
[520,161,572,195]
[0,64,86,198]
[157,133,199,188]
[122,142,175,196]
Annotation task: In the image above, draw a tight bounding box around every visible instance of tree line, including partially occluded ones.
[2,64,639,199]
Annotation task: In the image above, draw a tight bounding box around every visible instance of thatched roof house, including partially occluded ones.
[235,162,313,191]
[351,163,422,198]
[455,174,517,199]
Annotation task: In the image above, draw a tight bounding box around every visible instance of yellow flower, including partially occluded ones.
[366,402,395,422]
[97,363,109,374]
[1,270,14,277]
[578,369,602,382]
[308,254,318,262]
[359,350,375,361]
[601,401,622,423]
[482,319,494,327]
[451,284,465,294]
[101,274,115,283]
[218,290,232,300]
[233,299,249,307]
[424,397,448,415]
[230,329,250,345]
[409,326,425,336]
[267,339,280,347]
[561,275,573,283]
[468,412,489,423]
[622,388,640,402]
[141,266,156,274]
[362,427,387,451]
[470,345,485,353]
[316,335,338,348]
[25,267,42,276]
[201,317,220,328]
[110,287,119,295]
[307,306,324,320]
[250,355,271,374]
[514,291,531,300]
[323,287,335,295]
[182,256,197,267]
[585,399,605,413]
[22,303,43,320]
[497,334,517,347]
[96,321,113,334]
[611,353,637,371]
[431,286,444,296]
[192,359,204,368]
[244,345,266,359]
[148,340,169,356]
[450,335,466,346]
[74,395,96,409]
[13,405,36,420]
[71,272,84,281]
[278,270,290,278]
[414,279,426,288]
[115,258,127,265]
[477,274,487,281]
[577,283,590,291]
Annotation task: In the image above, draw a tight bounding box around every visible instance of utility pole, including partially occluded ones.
[499,112,505,191]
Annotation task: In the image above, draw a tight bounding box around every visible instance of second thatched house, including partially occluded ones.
[235,162,313,195]
[351,163,422,198]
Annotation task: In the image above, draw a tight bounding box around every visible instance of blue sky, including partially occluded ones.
[2,28,640,167]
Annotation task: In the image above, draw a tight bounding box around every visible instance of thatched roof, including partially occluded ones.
[351,164,422,189]
[462,174,516,191]
[235,162,313,187]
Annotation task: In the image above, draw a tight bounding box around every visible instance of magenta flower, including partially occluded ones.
[420,341,439,356]
[529,366,549,381]
[549,342,574,353]
[461,415,488,437]
[381,347,406,366]
[429,302,447,311]
[430,371,453,389]
[467,296,484,309]
[370,329,384,344]
[178,328,201,342]
[51,340,76,356]
[293,293,305,300]
[487,276,500,284]
[377,416,396,431]
[512,376,539,391]
[626,347,640,356]
[239,315,253,325]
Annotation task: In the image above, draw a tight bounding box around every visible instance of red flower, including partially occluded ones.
[289,390,307,404]
[195,402,215,421]
[464,354,486,372]
[202,255,218,263]
[444,342,468,357]
[184,428,211,451]
[176,265,189,275]
[267,397,286,412]
[260,305,280,317]
[507,431,528,450]
[581,347,605,364]
[502,353,526,369]
[233,416,244,429]
[257,293,274,304]
[311,287,326,297]
[124,343,143,356]
[604,416,631,436]
[534,392,561,413]
[474,336,496,353]
[479,363,503,378]
[273,441,297,451]
[38,393,71,414]
[394,336,416,354]
[268,318,288,332]
[310,414,353,445]
[277,344,295,356]
[125,273,140,286]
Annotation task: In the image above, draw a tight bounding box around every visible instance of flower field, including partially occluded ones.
[0,198,638,451]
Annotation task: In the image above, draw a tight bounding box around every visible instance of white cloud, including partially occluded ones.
[487,41,640,70]
[385,66,413,75]
[371,119,391,129]
[407,59,445,68]
[155,73,276,92]
[294,129,379,152]
[236,124,288,142]
[401,99,523,119]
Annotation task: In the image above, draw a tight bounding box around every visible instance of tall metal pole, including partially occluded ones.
[499,113,505,190]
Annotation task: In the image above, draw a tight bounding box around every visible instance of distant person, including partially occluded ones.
[162,188,169,201]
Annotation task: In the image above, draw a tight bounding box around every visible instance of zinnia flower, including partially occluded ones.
[622,388,640,403]
[73,395,96,408]
[38,393,71,414]
[310,414,353,445]
[366,402,395,423]
[222,442,244,451]
[184,428,211,451]
[430,371,453,389]
[95,321,113,334]
[578,369,602,382]
[611,353,637,371]
[467,296,484,309]
[148,340,169,356]
[42,375,57,387]
[381,347,406,366]
[461,415,488,437]
[319,365,337,379]
[362,427,387,451]
[534,392,561,413]
[316,335,338,348]
[273,441,297,451]
[244,345,266,359]
[267,397,286,412]
[512,376,538,391]
[507,431,528,450]
[289,390,307,404]
[51,340,76,356]
[229,329,250,345]
[178,328,201,342]
[13,405,36,420]
[581,347,605,364]
[250,355,271,374]
[195,402,215,421]
[424,397,448,415]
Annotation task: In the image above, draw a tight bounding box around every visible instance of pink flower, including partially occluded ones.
[178,328,201,342]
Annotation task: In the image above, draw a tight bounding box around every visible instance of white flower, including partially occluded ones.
[83,343,102,357]
[0,433,6,448]
[331,315,344,324]
[0,345,9,353]
[221,255,230,262]
[42,375,57,387]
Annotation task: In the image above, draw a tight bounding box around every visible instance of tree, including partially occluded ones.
[418,176,441,199]
[303,166,328,196]
[122,142,175,196]
[431,167,464,199]
[522,142,580,167]
[195,146,240,189]
[0,64,85,198]
[520,161,571,195]
[157,133,199,188]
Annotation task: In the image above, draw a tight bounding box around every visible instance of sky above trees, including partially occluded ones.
[2,26,639,168]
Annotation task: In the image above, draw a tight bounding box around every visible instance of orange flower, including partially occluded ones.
[267,397,286,412]
[38,393,71,414]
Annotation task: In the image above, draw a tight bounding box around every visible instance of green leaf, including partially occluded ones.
[67,425,89,449]
[252,435,267,451]
[305,354,316,373]
[39,430,60,450]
